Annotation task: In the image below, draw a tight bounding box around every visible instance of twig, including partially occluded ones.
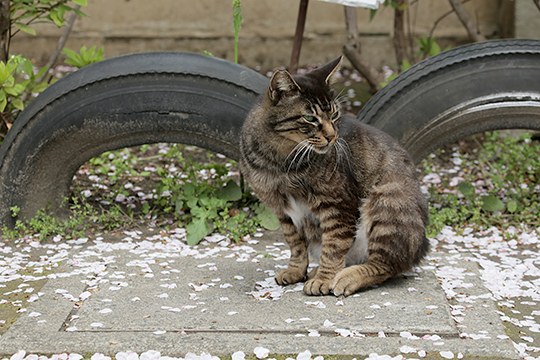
[36,5,80,84]
[342,6,381,93]
[428,0,472,39]
[447,0,486,42]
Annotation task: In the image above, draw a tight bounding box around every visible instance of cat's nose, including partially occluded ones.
[324,132,337,143]
[321,122,336,144]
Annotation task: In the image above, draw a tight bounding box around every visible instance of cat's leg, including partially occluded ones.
[275,216,309,285]
[331,181,427,296]
[303,211,356,296]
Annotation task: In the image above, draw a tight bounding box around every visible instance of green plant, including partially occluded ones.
[232,0,242,64]
[9,0,86,38]
[423,131,540,236]
[151,151,276,245]
[63,45,104,68]
[1,198,132,240]
[71,144,279,245]
[0,0,90,139]
[0,55,49,119]
[418,36,442,58]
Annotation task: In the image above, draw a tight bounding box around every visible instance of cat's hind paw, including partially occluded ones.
[332,265,393,297]
[331,269,361,297]
[275,268,306,286]
[303,277,332,296]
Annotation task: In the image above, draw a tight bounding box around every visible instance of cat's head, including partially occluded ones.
[264,57,343,155]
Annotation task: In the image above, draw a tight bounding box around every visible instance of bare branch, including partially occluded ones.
[429,0,472,39]
[447,0,486,42]
[342,6,381,93]
[37,6,81,83]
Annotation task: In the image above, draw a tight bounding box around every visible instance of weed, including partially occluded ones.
[232,0,243,64]
[423,131,540,236]
[70,144,278,244]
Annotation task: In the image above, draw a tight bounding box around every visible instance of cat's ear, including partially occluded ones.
[311,56,343,85]
[268,69,300,103]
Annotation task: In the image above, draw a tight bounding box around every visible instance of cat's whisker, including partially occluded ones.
[334,87,346,101]
[335,93,348,105]
[336,138,353,173]
[296,143,313,171]
[286,140,310,173]
[285,140,308,163]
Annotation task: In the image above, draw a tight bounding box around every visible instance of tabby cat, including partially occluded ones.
[239,57,429,297]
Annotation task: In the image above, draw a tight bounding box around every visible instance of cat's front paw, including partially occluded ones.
[275,268,306,286]
[303,277,332,296]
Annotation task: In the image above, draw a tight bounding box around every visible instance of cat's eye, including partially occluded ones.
[303,115,318,123]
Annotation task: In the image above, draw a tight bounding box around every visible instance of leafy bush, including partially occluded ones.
[0,0,96,140]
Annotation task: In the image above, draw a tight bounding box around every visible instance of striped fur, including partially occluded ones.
[239,57,429,296]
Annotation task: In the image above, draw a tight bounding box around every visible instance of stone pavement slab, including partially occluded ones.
[0,231,519,358]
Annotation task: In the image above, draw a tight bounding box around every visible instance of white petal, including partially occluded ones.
[296,350,311,360]
[254,347,270,359]
[231,352,245,360]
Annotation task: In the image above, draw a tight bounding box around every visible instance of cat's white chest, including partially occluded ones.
[284,196,311,229]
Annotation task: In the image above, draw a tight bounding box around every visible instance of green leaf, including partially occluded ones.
[15,23,37,36]
[256,204,280,231]
[457,181,475,198]
[19,57,34,76]
[12,98,25,110]
[49,10,64,27]
[481,195,505,212]
[507,199,518,213]
[429,40,441,56]
[186,218,210,245]
[141,202,150,215]
[200,197,226,212]
[191,205,210,220]
[4,86,18,96]
[0,90,7,111]
[216,180,242,202]
[72,0,88,6]
[13,83,27,95]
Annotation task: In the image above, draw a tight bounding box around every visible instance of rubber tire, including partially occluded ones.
[0,52,267,225]
[358,39,540,162]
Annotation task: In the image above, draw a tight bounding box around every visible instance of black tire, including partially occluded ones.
[358,39,540,162]
[0,52,267,225]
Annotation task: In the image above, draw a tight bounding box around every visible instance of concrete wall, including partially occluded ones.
[516,0,540,39]
[13,0,511,70]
